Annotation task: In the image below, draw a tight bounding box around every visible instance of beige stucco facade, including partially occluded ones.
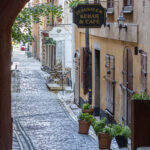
[75,0,150,123]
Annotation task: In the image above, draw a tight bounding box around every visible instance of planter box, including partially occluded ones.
[131,100,150,150]
[78,120,90,134]
[98,133,111,149]
[115,135,127,148]
[82,108,94,115]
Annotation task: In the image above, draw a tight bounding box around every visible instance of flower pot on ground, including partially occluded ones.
[131,92,150,150]
[78,113,95,134]
[93,118,115,149]
[98,132,111,149]
[115,135,127,148]
[82,103,94,115]
[113,123,130,148]
[98,124,115,149]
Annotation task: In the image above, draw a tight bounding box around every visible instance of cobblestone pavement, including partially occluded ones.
[12,48,99,150]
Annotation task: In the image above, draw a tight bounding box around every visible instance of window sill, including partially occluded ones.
[107,7,114,14]
[123,5,133,14]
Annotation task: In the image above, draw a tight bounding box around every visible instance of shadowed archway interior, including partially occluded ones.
[0,0,28,149]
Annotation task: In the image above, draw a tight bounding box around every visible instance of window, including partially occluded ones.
[107,0,114,14]
[104,54,115,115]
[124,0,132,6]
[141,52,147,92]
[123,0,133,13]
[107,0,113,8]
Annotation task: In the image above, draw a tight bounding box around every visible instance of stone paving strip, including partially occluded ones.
[13,119,35,150]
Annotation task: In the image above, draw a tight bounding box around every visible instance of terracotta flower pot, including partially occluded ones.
[82,108,94,115]
[78,120,90,134]
[98,133,111,149]
[57,17,62,22]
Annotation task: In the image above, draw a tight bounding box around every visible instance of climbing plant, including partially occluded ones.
[45,37,56,45]
[11,3,63,44]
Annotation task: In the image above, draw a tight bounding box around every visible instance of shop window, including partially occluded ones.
[104,54,115,116]
[141,52,147,92]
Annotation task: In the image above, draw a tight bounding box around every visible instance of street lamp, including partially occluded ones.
[117,12,127,31]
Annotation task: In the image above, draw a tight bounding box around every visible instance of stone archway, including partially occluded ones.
[0,0,28,149]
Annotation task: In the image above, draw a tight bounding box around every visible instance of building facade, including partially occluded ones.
[74,0,150,126]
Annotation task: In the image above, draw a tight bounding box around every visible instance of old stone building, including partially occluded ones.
[74,0,150,126]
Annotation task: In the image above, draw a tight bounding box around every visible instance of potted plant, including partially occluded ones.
[113,123,131,148]
[82,103,94,115]
[78,113,95,134]
[93,118,115,149]
[68,0,83,12]
[56,16,62,22]
[131,92,150,150]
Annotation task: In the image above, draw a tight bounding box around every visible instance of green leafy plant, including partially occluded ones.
[102,124,116,139]
[131,92,150,100]
[78,113,95,124]
[12,3,63,43]
[82,103,90,110]
[113,123,131,139]
[69,0,83,8]
[45,37,56,45]
[93,117,107,134]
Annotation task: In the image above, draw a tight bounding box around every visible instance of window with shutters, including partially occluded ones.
[81,47,89,95]
[107,0,114,20]
[123,0,133,13]
[107,0,113,8]
[104,54,115,115]
[141,52,147,93]
[124,0,132,6]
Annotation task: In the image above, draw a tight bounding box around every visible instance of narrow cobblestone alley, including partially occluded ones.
[11,47,99,150]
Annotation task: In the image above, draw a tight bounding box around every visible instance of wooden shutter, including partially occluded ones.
[107,0,110,8]
[105,54,115,115]
[124,0,127,6]
[141,52,147,92]
[124,0,132,6]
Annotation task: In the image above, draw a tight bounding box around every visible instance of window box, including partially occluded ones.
[107,8,114,14]
[123,5,133,13]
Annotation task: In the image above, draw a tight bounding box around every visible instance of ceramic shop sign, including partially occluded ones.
[73,4,106,28]
[49,27,69,41]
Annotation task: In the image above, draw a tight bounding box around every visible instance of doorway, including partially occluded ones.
[121,47,133,126]
[94,50,100,116]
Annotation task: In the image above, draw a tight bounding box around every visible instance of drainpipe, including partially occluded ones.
[85,0,92,105]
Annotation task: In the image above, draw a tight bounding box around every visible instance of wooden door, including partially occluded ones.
[74,51,80,106]
[122,48,133,126]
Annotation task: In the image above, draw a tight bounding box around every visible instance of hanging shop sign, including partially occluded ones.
[73,4,106,28]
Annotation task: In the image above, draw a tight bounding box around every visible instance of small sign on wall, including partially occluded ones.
[73,4,106,28]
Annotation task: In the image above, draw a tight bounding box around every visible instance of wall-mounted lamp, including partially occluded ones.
[117,13,127,31]
[106,22,110,28]
[134,47,143,55]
